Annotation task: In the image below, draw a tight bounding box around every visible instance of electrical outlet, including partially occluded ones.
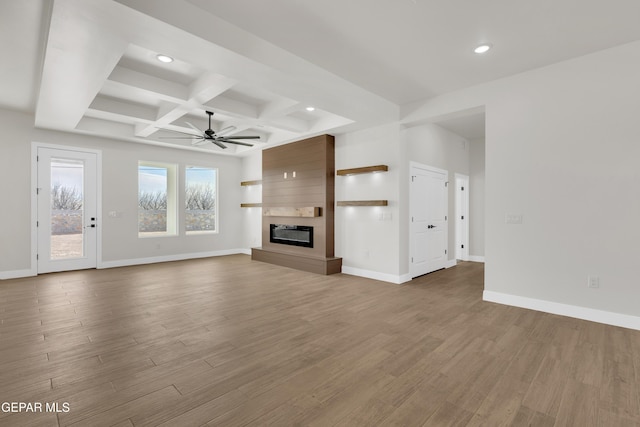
[588,276,599,288]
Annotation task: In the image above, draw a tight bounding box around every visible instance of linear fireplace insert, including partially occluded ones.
[270,224,313,248]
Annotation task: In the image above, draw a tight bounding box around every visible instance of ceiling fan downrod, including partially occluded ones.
[205,111,215,137]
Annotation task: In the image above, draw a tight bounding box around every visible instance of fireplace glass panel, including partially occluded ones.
[270,224,313,248]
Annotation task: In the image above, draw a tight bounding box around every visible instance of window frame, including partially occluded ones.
[184,165,219,235]
[137,161,178,238]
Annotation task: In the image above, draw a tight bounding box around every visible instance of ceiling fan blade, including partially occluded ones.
[217,126,237,137]
[191,138,209,146]
[221,136,260,140]
[210,139,227,149]
[185,122,204,134]
[219,139,254,147]
[156,128,201,137]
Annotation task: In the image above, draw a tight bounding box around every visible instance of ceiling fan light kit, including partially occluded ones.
[157,110,260,149]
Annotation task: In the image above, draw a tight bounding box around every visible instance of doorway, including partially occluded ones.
[409,162,448,278]
[35,145,100,273]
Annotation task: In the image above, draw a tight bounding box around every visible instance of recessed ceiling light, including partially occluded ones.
[474,43,492,54]
[305,106,315,112]
[156,54,174,63]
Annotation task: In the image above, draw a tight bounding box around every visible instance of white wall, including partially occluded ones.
[403,123,471,262]
[0,109,245,277]
[402,39,640,327]
[469,138,485,258]
[0,110,34,274]
[484,41,640,319]
[335,123,404,281]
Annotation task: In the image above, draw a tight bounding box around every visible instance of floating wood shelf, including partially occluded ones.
[263,207,321,217]
[336,165,388,176]
[241,203,262,208]
[240,180,262,186]
[337,200,388,207]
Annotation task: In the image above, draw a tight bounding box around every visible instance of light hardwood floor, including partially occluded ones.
[1,256,639,426]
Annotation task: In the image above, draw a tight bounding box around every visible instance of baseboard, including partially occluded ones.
[0,268,37,280]
[483,290,640,331]
[99,249,248,269]
[468,255,485,263]
[238,248,252,255]
[445,259,457,269]
[341,266,412,284]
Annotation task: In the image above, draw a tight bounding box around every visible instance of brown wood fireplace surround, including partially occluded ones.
[251,134,342,275]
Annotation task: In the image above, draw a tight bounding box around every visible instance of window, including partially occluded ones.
[138,162,177,236]
[185,166,217,234]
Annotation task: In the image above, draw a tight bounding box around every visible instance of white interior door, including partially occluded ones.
[455,174,469,261]
[410,163,448,278]
[37,147,98,273]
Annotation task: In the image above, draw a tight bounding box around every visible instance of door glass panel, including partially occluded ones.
[50,158,84,260]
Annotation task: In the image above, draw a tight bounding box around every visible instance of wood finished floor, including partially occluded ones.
[1,256,639,426]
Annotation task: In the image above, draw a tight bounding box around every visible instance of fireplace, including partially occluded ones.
[270,224,313,248]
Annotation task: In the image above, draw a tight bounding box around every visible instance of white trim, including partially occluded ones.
[454,173,470,261]
[409,161,448,176]
[238,248,252,255]
[99,249,247,269]
[483,290,640,331]
[468,255,485,263]
[30,144,38,273]
[409,161,449,277]
[341,266,412,284]
[445,259,457,269]
[0,268,37,280]
[32,142,103,273]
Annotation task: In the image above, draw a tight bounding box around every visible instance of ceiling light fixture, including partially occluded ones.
[474,43,492,54]
[156,54,174,63]
[305,106,315,112]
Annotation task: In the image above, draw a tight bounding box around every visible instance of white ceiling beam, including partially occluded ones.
[136,73,237,137]
[188,72,237,103]
[308,115,354,134]
[266,116,310,133]
[258,98,300,119]
[35,0,128,130]
[136,101,194,137]
[75,116,137,138]
[115,0,399,125]
[205,96,258,119]
[88,95,157,122]
[100,79,185,105]
[108,66,189,101]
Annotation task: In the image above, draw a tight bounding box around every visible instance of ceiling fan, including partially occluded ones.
[158,110,260,149]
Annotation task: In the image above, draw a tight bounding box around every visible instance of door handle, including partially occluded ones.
[85,224,96,228]
[428,225,437,229]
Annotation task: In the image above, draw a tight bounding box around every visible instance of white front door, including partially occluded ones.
[410,163,448,278]
[37,147,98,273]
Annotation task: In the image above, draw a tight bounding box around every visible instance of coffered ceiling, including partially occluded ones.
[3,0,640,154]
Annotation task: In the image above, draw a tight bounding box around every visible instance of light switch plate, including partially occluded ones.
[505,213,523,224]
